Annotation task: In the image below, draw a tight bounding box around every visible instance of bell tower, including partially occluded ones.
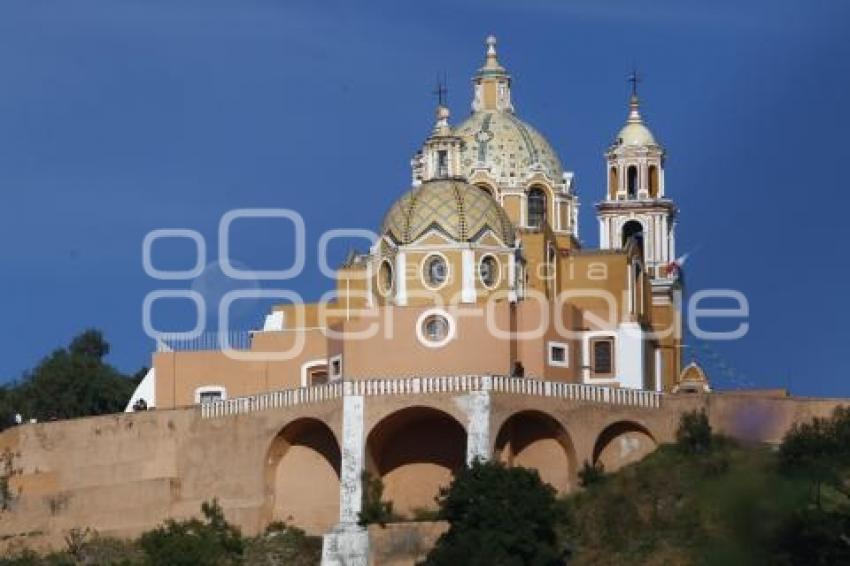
[596,79,676,280]
[596,76,682,390]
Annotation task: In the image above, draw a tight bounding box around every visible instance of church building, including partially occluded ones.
[129,36,695,414]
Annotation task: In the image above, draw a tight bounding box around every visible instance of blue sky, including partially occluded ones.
[1,0,848,396]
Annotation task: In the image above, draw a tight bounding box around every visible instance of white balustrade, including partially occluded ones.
[199,375,662,419]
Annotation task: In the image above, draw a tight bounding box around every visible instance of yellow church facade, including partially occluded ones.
[136,36,688,414]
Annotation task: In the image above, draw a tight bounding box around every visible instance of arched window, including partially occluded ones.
[527,187,547,229]
[622,220,644,257]
[627,166,638,199]
[608,167,618,199]
[648,165,659,198]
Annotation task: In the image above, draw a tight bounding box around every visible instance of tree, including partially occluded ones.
[0,330,139,430]
[676,409,712,454]
[69,329,110,360]
[773,407,850,563]
[138,499,243,566]
[779,406,850,507]
[358,471,395,527]
[424,460,568,566]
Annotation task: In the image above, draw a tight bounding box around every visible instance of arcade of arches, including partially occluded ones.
[263,409,660,535]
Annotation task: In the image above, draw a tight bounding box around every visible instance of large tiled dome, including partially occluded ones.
[454,111,563,185]
[381,179,515,246]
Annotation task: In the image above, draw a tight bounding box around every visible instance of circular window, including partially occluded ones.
[424,315,448,341]
[479,255,501,289]
[377,260,394,296]
[422,254,448,289]
[416,309,456,348]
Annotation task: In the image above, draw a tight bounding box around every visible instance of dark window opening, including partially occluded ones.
[528,188,547,228]
[622,220,644,257]
[592,339,614,376]
[627,165,638,198]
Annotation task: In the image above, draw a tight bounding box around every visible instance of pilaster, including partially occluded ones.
[322,388,369,565]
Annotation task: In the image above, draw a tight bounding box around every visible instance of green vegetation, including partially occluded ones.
[0,500,321,566]
[358,470,398,527]
[577,460,605,487]
[424,459,569,566]
[418,410,850,565]
[563,409,850,565]
[138,500,244,565]
[0,330,143,430]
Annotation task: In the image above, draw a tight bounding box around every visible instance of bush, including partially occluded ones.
[243,521,322,566]
[779,406,850,508]
[0,504,324,566]
[772,508,850,565]
[138,499,243,566]
[358,471,396,527]
[578,460,605,487]
[676,409,712,454]
[423,459,568,565]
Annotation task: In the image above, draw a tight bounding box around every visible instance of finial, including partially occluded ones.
[486,35,497,56]
[483,35,504,70]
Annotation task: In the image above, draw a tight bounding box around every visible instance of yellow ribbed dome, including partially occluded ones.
[381,179,515,245]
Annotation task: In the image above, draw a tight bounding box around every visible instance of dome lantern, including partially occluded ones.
[411,103,465,185]
[472,35,513,113]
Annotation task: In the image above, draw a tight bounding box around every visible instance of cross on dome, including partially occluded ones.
[627,69,641,98]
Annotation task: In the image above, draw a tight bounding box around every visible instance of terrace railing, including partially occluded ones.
[199,375,662,419]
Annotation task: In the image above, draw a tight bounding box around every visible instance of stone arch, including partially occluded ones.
[493,410,577,494]
[366,406,466,516]
[264,418,341,534]
[592,420,657,473]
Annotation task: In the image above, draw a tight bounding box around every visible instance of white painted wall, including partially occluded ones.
[616,322,645,389]
[124,368,156,412]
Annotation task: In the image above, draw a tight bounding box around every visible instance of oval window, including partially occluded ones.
[378,260,394,295]
[423,255,448,288]
[479,255,500,288]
